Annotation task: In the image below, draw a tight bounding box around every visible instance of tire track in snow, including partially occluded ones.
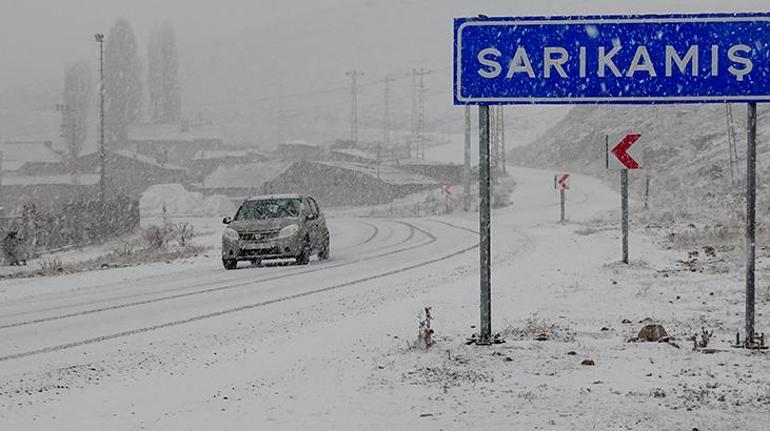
[0,219,381,311]
[358,221,380,245]
[0,219,402,321]
[0,221,478,362]
[0,221,427,331]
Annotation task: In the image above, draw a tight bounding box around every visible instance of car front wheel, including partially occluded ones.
[296,238,311,265]
[223,258,237,270]
[319,241,330,260]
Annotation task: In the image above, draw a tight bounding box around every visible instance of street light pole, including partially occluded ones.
[95,33,106,208]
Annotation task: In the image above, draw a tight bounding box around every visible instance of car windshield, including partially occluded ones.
[234,198,302,220]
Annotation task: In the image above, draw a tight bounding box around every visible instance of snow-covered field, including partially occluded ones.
[0,167,768,430]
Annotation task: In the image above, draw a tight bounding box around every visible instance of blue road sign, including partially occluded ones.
[454,13,770,105]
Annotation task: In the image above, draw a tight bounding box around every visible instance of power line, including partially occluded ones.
[187,65,450,108]
[383,76,394,147]
[413,68,430,159]
[278,81,285,146]
[346,69,364,145]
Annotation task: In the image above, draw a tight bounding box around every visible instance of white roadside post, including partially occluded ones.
[621,168,629,264]
[554,173,569,223]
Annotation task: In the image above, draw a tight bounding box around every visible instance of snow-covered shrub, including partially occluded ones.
[37,256,63,275]
[175,222,194,247]
[113,241,135,258]
[143,225,172,250]
[502,314,576,342]
[142,218,197,251]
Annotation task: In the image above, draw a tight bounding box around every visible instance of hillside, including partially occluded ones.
[512,104,770,222]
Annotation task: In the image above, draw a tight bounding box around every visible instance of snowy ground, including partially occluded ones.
[0,167,768,430]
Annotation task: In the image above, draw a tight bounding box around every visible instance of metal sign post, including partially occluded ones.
[621,169,629,264]
[478,106,492,344]
[608,134,641,263]
[464,105,472,211]
[746,102,757,346]
[454,12,770,347]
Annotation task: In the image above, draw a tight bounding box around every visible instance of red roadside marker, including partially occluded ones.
[611,134,641,169]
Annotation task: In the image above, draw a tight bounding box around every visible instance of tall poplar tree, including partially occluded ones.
[62,60,91,162]
[104,18,142,147]
[148,22,181,124]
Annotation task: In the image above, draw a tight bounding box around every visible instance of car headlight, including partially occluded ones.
[277,224,299,239]
[222,228,240,242]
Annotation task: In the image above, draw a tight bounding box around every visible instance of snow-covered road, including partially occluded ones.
[1,167,766,430]
[0,215,480,365]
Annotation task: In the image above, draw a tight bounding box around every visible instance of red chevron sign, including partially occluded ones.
[554,173,569,190]
[611,134,641,169]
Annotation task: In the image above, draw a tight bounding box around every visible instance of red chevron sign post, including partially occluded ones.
[610,134,641,169]
[606,134,642,265]
[554,173,569,223]
[554,173,570,190]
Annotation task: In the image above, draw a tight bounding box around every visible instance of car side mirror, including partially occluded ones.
[222,216,233,224]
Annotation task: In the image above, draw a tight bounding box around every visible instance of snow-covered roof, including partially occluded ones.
[398,158,459,166]
[316,161,437,186]
[282,140,321,148]
[192,149,266,161]
[330,148,377,161]
[0,141,64,171]
[127,123,223,142]
[2,173,99,186]
[203,162,292,189]
[245,193,303,201]
[113,150,187,171]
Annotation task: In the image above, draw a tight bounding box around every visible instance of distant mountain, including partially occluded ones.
[512,104,770,221]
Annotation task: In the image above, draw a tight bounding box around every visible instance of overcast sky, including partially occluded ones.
[2,0,768,93]
[1,0,768,145]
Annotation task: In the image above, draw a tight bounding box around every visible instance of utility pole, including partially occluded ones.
[409,71,416,158]
[278,81,285,146]
[95,33,106,209]
[464,105,471,211]
[383,76,392,148]
[499,106,506,174]
[0,151,3,217]
[380,76,394,205]
[56,103,80,185]
[346,70,363,146]
[726,104,739,185]
[413,68,430,159]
